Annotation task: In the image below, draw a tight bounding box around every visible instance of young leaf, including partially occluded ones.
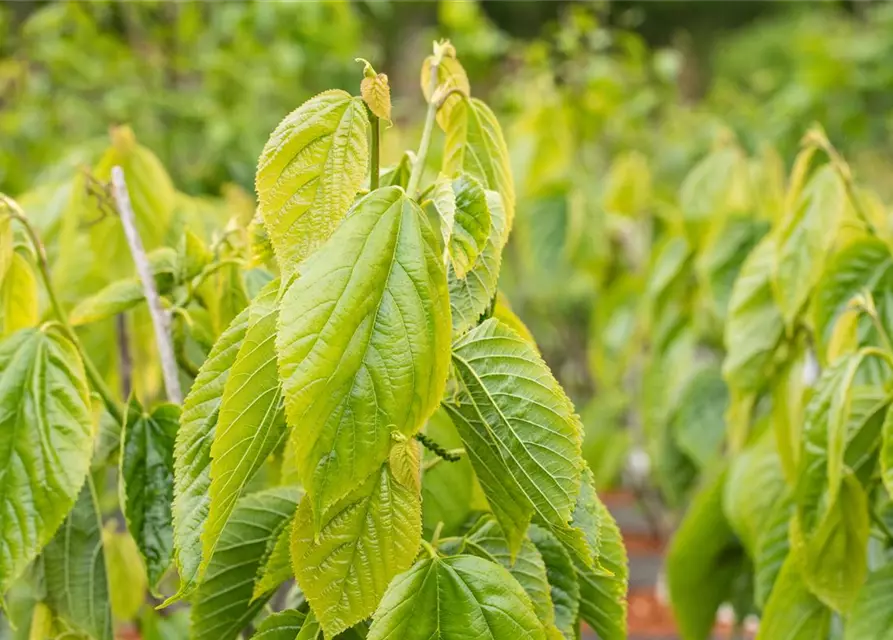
[722,235,785,393]
[666,470,747,640]
[442,98,515,231]
[190,486,300,640]
[573,471,628,640]
[42,481,112,640]
[201,280,287,577]
[367,555,546,640]
[0,251,39,337]
[290,462,422,637]
[119,399,179,588]
[449,190,506,336]
[445,318,586,562]
[277,187,450,522]
[0,326,94,594]
[250,609,307,640]
[256,90,369,275]
[439,174,491,279]
[845,563,893,640]
[528,525,581,640]
[773,165,847,327]
[360,72,391,122]
[460,515,561,637]
[170,307,251,601]
[421,50,470,129]
[757,552,831,640]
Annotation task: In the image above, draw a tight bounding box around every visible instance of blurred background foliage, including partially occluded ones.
[3,0,893,500]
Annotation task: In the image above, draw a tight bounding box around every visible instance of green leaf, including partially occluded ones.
[295,611,322,640]
[190,486,300,640]
[771,340,810,486]
[814,237,893,363]
[252,517,292,601]
[0,326,94,594]
[250,610,307,640]
[754,491,793,609]
[442,174,491,279]
[170,307,251,601]
[367,555,545,640]
[679,146,748,225]
[881,404,893,497]
[791,473,869,614]
[379,151,414,189]
[421,408,475,538]
[667,470,746,640]
[794,352,882,534]
[0,251,39,337]
[722,234,785,392]
[421,52,470,130]
[528,525,580,640]
[449,190,506,336]
[42,481,112,640]
[774,165,847,327]
[443,98,515,232]
[0,212,12,285]
[445,318,586,562]
[574,474,628,640]
[202,280,287,577]
[460,515,560,637]
[845,563,893,640]
[290,462,422,637]
[670,367,728,468]
[723,429,786,555]
[119,399,179,588]
[69,246,179,326]
[757,552,831,640]
[276,186,450,521]
[256,90,369,274]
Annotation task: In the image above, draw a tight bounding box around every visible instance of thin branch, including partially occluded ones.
[110,166,183,404]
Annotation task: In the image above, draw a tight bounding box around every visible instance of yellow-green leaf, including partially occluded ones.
[757,551,831,640]
[0,251,39,338]
[277,187,450,522]
[256,90,369,275]
[421,53,469,129]
[290,462,422,637]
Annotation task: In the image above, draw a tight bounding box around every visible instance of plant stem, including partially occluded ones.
[816,136,878,236]
[111,166,183,404]
[369,107,380,190]
[415,432,462,462]
[3,200,124,425]
[407,62,440,197]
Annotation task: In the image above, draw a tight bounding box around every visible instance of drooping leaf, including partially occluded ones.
[0,326,94,594]
[277,186,450,521]
[0,251,39,337]
[791,473,869,614]
[814,237,893,363]
[190,486,300,640]
[119,399,179,588]
[367,555,545,640]
[666,470,746,640]
[670,367,728,468]
[679,146,749,226]
[443,98,515,231]
[361,72,391,122]
[256,90,369,274]
[460,515,560,637]
[290,462,421,637]
[528,525,580,640]
[170,307,250,601]
[250,610,307,640]
[774,165,847,327]
[722,235,785,392]
[42,481,112,640]
[202,280,287,577]
[443,174,491,279]
[757,552,831,640]
[449,190,506,336]
[445,318,585,561]
[845,563,893,640]
[771,340,810,486]
[573,475,628,640]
